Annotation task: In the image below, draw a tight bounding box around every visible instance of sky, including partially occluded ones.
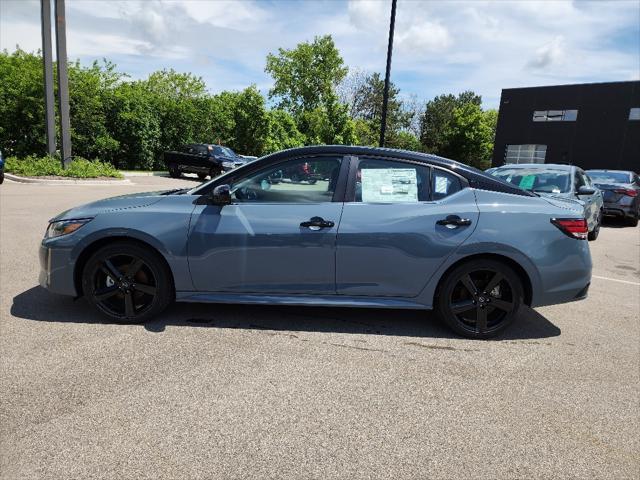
[1,0,639,108]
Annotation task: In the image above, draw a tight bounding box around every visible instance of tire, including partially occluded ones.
[588,210,602,241]
[435,258,524,339]
[0,171,4,184]
[197,172,207,180]
[307,178,317,185]
[81,241,173,323]
[626,215,639,227]
[209,168,220,179]
[168,163,181,178]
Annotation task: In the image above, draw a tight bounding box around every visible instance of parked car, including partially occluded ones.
[0,149,4,184]
[39,146,592,339]
[488,164,603,240]
[585,170,640,227]
[164,144,247,180]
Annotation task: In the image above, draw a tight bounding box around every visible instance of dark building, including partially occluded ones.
[492,81,640,171]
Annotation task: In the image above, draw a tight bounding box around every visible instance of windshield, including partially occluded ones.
[213,146,236,157]
[491,168,571,193]
[586,171,632,184]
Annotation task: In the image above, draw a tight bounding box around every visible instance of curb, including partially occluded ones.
[121,171,169,177]
[4,173,131,185]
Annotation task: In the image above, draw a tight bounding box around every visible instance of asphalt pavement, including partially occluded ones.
[1,175,638,479]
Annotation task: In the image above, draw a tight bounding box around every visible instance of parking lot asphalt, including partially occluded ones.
[1,176,639,480]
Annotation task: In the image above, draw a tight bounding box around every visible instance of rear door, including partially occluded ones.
[335,157,479,297]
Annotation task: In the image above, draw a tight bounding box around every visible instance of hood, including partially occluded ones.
[51,191,168,221]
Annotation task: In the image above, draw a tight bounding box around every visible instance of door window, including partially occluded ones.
[229,156,342,203]
[574,170,586,192]
[431,169,462,200]
[354,159,430,203]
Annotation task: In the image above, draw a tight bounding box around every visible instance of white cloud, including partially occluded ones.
[527,36,566,70]
[396,21,452,54]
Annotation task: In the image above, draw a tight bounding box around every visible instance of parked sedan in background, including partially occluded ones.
[164,144,247,180]
[0,149,4,184]
[489,164,604,240]
[586,170,640,227]
[38,146,592,339]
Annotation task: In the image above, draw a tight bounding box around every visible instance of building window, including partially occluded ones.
[504,144,547,164]
[532,109,578,122]
[629,108,640,120]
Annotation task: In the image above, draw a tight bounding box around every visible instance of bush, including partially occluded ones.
[5,155,123,178]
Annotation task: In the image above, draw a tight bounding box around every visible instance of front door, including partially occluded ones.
[187,156,344,294]
[336,157,479,297]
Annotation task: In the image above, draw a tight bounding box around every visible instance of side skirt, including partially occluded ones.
[175,292,430,310]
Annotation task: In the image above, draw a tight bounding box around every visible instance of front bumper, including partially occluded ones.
[39,243,78,296]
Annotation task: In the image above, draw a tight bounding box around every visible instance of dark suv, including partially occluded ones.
[164,144,247,180]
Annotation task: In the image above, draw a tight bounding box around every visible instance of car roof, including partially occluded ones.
[585,169,634,174]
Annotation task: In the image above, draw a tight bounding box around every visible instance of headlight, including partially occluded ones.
[222,161,235,169]
[45,218,93,239]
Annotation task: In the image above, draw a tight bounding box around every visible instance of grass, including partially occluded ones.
[5,155,123,179]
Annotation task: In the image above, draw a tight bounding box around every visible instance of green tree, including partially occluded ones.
[0,49,47,157]
[419,91,482,155]
[439,103,496,169]
[264,109,305,153]
[232,86,270,156]
[266,35,347,116]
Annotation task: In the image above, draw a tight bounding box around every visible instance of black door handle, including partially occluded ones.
[436,215,472,228]
[300,216,335,230]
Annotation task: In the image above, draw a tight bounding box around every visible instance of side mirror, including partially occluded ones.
[577,186,596,196]
[210,184,232,205]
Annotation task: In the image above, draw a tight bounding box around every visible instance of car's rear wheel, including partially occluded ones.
[168,163,181,178]
[626,215,639,227]
[588,210,602,241]
[197,172,207,180]
[435,259,524,339]
[82,242,173,323]
[209,167,220,179]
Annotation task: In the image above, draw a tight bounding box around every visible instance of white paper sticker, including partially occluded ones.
[361,168,418,202]
[435,175,449,194]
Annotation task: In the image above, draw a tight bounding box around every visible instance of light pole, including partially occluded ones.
[379,0,397,148]
[40,0,56,156]
[54,0,72,167]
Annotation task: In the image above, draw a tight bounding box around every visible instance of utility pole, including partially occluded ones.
[379,0,397,148]
[54,0,72,167]
[40,0,56,156]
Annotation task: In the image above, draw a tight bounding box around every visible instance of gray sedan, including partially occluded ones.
[38,146,592,339]
[586,170,640,227]
[489,164,604,240]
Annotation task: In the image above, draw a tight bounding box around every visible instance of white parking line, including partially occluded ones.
[592,275,640,286]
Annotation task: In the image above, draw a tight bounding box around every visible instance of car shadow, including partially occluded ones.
[601,217,634,228]
[11,286,561,341]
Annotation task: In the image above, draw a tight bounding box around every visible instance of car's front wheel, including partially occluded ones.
[435,259,524,339]
[82,241,173,323]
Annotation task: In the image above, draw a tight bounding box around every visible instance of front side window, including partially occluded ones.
[574,170,586,191]
[491,168,571,193]
[229,156,341,203]
[354,159,430,203]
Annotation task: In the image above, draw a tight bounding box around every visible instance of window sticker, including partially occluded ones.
[435,175,449,194]
[519,175,536,190]
[361,168,418,202]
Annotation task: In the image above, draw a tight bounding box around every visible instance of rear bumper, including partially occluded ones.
[602,204,636,218]
[39,243,78,296]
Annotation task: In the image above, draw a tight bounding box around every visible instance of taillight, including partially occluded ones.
[550,218,588,240]
[613,188,638,197]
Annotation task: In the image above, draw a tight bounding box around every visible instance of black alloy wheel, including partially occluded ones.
[436,259,524,339]
[588,210,602,241]
[82,242,173,322]
[168,163,181,178]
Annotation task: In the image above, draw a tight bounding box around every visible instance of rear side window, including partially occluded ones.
[355,159,430,203]
[431,169,462,201]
